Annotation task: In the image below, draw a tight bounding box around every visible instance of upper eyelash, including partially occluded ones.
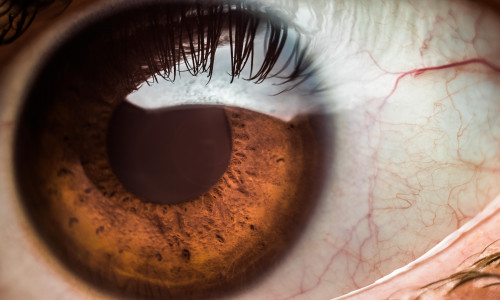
[1,0,314,88]
[121,2,314,87]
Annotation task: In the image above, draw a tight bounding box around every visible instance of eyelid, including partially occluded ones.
[0,0,311,105]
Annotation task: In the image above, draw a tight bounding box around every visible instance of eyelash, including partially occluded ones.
[2,0,314,92]
[100,2,314,91]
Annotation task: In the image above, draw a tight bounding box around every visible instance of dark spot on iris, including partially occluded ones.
[182,249,190,262]
[245,171,256,177]
[223,180,232,188]
[68,217,78,228]
[155,253,162,261]
[234,133,249,141]
[84,188,92,194]
[216,234,224,243]
[213,188,222,197]
[249,225,255,230]
[276,158,285,163]
[95,226,104,234]
[231,121,245,129]
[57,168,72,176]
[96,226,104,235]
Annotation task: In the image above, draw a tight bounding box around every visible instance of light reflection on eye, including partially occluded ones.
[1,0,500,300]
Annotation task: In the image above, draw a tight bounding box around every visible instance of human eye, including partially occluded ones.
[1,0,500,300]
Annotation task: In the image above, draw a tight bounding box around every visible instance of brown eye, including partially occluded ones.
[14,2,331,299]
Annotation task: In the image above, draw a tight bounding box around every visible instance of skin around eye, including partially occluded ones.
[1,0,500,299]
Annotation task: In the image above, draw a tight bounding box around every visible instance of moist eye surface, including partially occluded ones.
[13,1,333,299]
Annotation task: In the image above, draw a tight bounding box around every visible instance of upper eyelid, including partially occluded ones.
[0,0,310,72]
[0,0,312,51]
[0,0,322,131]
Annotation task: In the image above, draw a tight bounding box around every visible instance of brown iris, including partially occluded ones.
[14,2,330,299]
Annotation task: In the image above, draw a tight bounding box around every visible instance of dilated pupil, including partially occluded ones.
[107,101,232,205]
